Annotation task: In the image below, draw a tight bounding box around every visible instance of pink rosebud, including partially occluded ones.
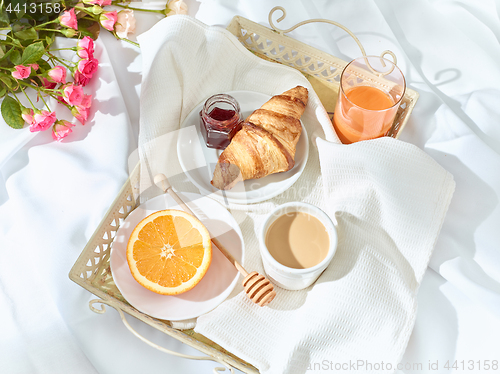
[115,10,136,39]
[21,107,35,125]
[74,70,91,86]
[77,36,95,59]
[71,105,90,125]
[42,78,57,90]
[59,9,78,30]
[81,94,92,108]
[52,120,75,141]
[99,11,117,31]
[30,63,39,71]
[101,0,112,5]
[12,65,31,80]
[47,66,67,83]
[30,110,57,132]
[62,83,84,106]
[77,58,99,78]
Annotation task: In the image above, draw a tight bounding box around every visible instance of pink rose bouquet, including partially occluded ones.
[1,0,188,140]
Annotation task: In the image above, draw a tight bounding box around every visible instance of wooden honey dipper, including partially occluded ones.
[154,174,276,307]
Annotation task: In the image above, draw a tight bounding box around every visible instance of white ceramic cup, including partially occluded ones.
[259,202,338,291]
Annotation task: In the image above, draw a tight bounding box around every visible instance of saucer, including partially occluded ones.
[177,90,309,204]
[110,192,244,321]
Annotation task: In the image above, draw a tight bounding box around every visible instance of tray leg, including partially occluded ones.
[89,299,235,374]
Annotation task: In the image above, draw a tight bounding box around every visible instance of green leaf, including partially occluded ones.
[0,85,6,99]
[0,8,9,27]
[37,59,51,72]
[46,34,54,46]
[21,41,45,64]
[14,27,38,41]
[1,95,25,129]
[0,76,15,90]
[10,49,22,65]
[0,48,4,59]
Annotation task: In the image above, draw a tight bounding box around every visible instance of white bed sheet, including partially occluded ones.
[1,1,499,373]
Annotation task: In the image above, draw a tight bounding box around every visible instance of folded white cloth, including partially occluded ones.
[137,16,455,374]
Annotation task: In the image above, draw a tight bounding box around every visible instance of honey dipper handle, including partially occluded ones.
[154,174,249,278]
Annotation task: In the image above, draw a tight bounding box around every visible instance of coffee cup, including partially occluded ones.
[259,202,338,291]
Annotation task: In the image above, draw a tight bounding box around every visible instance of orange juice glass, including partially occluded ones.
[333,56,406,144]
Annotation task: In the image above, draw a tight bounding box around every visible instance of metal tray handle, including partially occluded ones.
[268,6,397,75]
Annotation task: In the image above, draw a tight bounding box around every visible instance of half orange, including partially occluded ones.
[126,209,212,295]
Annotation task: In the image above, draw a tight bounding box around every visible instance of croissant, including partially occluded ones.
[211,86,308,190]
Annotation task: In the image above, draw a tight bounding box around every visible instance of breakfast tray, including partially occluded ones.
[69,8,419,374]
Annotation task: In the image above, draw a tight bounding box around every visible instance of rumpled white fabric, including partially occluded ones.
[137,16,455,374]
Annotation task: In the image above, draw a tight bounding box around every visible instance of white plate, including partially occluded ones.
[110,192,244,321]
[177,91,309,204]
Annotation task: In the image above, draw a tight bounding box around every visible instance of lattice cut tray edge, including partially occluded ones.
[68,163,257,374]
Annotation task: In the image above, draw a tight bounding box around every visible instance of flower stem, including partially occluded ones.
[51,94,72,110]
[112,2,166,14]
[116,35,139,48]
[37,28,66,34]
[34,19,58,28]
[38,90,51,111]
[20,86,35,108]
[46,53,73,69]
[11,92,24,106]
[74,6,98,18]
[48,47,76,52]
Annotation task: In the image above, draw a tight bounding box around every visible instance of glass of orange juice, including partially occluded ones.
[333,56,406,144]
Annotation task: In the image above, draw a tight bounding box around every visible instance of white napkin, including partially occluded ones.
[137,16,455,374]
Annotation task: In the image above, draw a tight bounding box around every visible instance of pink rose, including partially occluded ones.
[41,78,57,89]
[71,95,92,125]
[21,108,35,125]
[115,10,136,39]
[74,70,91,86]
[47,66,67,83]
[59,9,78,30]
[100,11,117,31]
[77,36,95,59]
[77,58,99,78]
[30,110,57,132]
[167,0,188,16]
[52,120,75,141]
[30,63,39,71]
[62,84,84,106]
[81,94,92,109]
[71,105,90,125]
[12,65,31,80]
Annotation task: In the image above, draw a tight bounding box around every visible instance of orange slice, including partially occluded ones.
[126,209,212,295]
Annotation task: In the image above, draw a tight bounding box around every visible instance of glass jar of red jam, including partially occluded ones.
[199,94,242,150]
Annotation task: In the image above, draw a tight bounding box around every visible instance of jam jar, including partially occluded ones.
[199,94,242,150]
